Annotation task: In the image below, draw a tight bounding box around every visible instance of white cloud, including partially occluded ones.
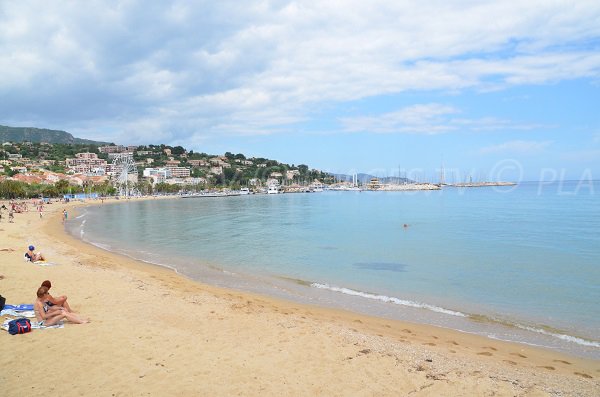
[0,1,599,142]
[340,104,459,134]
[479,140,553,155]
[340,104,548,134]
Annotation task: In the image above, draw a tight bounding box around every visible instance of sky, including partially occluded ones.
[1,1,599,182]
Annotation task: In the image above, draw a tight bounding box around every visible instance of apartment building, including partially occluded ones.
[165,166,190,178]
[66,152,108,174]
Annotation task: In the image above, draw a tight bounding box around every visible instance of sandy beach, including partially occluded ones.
[0,198,598,396]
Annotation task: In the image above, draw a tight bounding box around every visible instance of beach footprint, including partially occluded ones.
[553,359,571,365]
[510,352,527,359]
[574,372,593,379]
[477,352,493,356]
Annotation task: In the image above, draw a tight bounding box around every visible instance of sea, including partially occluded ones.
[67,180,600,359]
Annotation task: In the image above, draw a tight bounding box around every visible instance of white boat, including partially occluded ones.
[240,187,250,195]
[267,185,281,194]
[310,181,325,192]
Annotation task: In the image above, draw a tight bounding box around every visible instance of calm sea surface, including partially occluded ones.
[68,181,600,359]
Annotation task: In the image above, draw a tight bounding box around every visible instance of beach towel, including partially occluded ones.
[1,319,63,331]
[0,309,36,318]
[24,254,56,266]
[4,304,34,311]
[31,321,64,330]
[32,261,58,266]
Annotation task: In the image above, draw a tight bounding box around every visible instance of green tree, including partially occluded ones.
[172,146,186,155]
[298,164,309,175]
[0,180,27,199]
[55,179,70,194]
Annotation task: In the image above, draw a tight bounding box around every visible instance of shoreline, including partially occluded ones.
[1,198,598,395]
[70,196,600,360]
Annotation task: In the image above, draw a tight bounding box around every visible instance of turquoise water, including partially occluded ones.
[69,181,600,359]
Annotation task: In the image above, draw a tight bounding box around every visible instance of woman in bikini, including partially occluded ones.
[40,280,72,312]
[34,286,88,326]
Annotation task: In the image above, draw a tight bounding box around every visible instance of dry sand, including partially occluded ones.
[0,198,598,396]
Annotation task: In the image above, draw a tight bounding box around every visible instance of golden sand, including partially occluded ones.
[0,198,598,396]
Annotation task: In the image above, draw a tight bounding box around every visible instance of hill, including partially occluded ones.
[0,125,110,145]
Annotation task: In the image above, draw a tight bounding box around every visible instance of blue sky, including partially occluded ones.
[1,1,599,181]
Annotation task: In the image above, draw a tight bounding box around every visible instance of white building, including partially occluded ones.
[286,170,300,179]
[165,166,190,178]
[143,167,172,180]
[209,166,223,175]
[108,152,134,161]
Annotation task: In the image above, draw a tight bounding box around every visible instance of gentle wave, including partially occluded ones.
[311,282,600,349]
[311,283,467,317]
[514,324,600,348]
[86,240,180,273]
[88,241,113,252]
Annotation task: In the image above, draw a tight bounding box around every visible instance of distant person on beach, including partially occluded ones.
[8,207,14,223]
[40,280,73,313]
[25,245,45,262]
[62,209,68,223]
[34,286,87,326]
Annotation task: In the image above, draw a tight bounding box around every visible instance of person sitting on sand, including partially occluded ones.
[40,280,72,313]
[25,245,45,262]
[34,286,88,326]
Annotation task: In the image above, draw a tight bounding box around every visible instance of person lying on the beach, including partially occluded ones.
[40,280,72,312]
[34,286,87,326]
[25,245,45,262]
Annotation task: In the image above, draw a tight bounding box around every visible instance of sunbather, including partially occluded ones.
[40,280,72,312]
[34,286,87,326]
[25,245,45,262]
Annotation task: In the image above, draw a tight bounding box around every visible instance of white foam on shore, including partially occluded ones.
[515,324,600,348]
[87,240,180,273]
[311,283,600,350]
[88,241,112,252]
[311,282,467,317]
